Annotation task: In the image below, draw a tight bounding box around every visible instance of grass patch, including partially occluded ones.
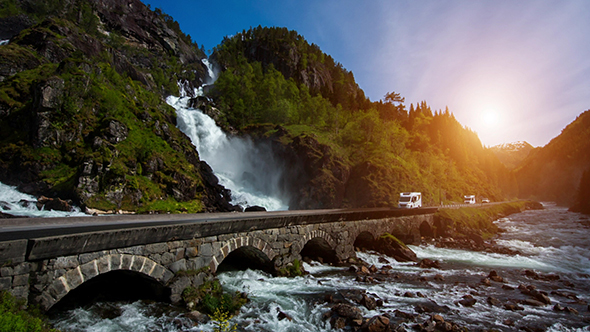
[0,291,58,332]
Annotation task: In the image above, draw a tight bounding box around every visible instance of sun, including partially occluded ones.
[481,109,500,127]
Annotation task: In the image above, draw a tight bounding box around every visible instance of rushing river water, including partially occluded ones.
[49,203,590,331]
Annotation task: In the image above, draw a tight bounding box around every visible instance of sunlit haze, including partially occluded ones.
[144,0,590,147]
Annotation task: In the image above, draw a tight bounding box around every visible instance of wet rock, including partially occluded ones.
[433,274,444,281]
[277,310,292,321]
[487,296,502,307]
[361,315,390,332]
[185,310,209,324]
[553,303,566,312]
[332,303,362,320]
[529,289,551,305]
[360,294,377,310]
[566,307,579,315]
[457,295,476,307]
[37,196,72,212]
[522,299,546,307]
[481,278,491,286]
[504,302,524,311]
[502,284,515,290]
[488,270,504,282]
[418,258,440,269]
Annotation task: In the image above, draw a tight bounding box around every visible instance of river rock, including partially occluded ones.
[487,296,502,307]
[457,295,477,307]
[418,258,440,269]
[522,298,546,307]
[360,294,377,310]
[361,315,390,332]
[37,196,72,212]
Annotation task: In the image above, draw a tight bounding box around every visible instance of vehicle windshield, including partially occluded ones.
[399,196,411,202]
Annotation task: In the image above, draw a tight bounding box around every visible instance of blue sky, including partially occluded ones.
[143,0,590,147]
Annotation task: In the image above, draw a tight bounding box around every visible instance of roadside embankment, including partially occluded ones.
[430,201,543,251]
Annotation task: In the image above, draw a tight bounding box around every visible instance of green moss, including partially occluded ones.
[0,291,58,332]
[136,197,203,214]
[380,233,408,248]
[182,279,247,316]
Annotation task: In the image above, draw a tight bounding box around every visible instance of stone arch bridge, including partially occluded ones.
[0,208,437,311]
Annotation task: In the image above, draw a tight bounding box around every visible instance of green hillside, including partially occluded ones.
[208,27,515,208]
[0,2,516,212]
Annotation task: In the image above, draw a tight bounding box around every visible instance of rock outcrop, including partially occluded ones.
[0,0,237,213]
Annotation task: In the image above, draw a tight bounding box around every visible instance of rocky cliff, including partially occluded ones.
[0,0,238,212]
[514,110,590,206]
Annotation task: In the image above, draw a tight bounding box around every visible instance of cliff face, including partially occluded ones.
[0,0,238,212]
[514,110,590,206]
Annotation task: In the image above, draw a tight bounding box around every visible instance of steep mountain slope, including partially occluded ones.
[515,110,590,206]
[490,141,535,170]
[0,0,237,212]
[207,28,515,208]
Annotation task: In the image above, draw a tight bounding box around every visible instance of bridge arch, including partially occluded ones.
[40,254,173,311]
[298,229,339,264]
[211,236,276,273]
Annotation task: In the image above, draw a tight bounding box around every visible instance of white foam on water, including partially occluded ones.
[0,181,87,218]
[168,90,289,211]
[410,244,557,271]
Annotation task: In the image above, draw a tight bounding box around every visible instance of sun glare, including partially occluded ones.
[482,110,499,127]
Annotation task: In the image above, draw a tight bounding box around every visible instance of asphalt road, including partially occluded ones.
[0,207,438,242]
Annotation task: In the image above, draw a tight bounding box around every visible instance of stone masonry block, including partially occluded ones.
[131,256,146,272]
[140,259,156,275]
[12,274,29,287]
[48,279,67,299]
[160,252,175,265]
[120,255,133,270]
[169,259,187,273]
[161,269,174,284]
[0,276,11,290]
[80,261,99,280]
[64,267,84,289]
[97,255,111,274]
[185,247,198,258]
[78,252,104,265]
[110,254,122,270]
[149,264,165,281]
[145,243,168,254]
[118,245,144,255]
[54,256,79,270]
[199,243,212,257]
[0,267,13,277]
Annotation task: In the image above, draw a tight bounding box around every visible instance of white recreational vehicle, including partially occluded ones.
[398,192,422,209]
[464,195,476,204]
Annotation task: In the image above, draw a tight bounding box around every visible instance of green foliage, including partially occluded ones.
[436,201,535,237]
[277,259,305,277]
[211,26,513,207]
[0,291,57,332]
[211,308,237,332]
[182,279,247,317]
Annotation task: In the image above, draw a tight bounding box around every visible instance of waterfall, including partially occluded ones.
[169,59,289,211]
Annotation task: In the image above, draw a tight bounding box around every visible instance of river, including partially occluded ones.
[48,203,590,331]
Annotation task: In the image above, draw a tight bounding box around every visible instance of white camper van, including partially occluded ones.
[398,192,422,209]
[464,195,476,204]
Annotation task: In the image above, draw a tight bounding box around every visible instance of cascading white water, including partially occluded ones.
[0,181,87,217]
[169,59,289,211]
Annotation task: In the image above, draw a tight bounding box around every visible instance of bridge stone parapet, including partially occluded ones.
[0,208,437,311]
